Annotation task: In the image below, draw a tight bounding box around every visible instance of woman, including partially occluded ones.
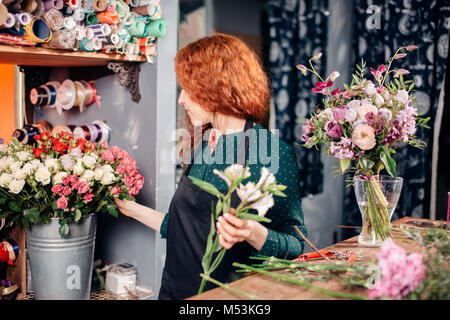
[114,33,307,300]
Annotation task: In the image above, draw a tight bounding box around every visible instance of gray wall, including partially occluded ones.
[35,0,179,297]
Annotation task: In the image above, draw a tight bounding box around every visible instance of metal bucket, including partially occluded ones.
[26,214,97,300]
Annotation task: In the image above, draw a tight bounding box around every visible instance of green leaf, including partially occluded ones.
[7,200,20,213]
[189,177,224,199]
[34,190,42,200]
[238,212,272,223]
[0,210,12,219]
[380,146,397,178]
[106,204,119,218]
[271,190,287,198]
[0,197,6,205]
[21,217,30,230]
[215,199,223,219]
[74,209,82,222]
[59,222,69,238]
[24,207,40,224]
[96,200,108,213]
[340,158,351,174]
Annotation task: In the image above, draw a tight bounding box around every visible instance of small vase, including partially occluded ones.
[353,175,403,247]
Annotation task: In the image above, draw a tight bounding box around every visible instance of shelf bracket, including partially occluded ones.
[107,62,142,103]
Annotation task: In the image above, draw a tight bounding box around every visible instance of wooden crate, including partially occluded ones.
[4,224,27,300]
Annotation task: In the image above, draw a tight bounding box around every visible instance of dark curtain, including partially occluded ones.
[343,0,450,236]
[265,0,328,197]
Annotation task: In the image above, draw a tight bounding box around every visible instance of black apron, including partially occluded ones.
[158,120,256,300]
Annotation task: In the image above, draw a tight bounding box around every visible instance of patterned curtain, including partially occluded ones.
[266,0,328,197]
[343,0,450,236]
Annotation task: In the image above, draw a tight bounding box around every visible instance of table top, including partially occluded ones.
[188,216,445,300]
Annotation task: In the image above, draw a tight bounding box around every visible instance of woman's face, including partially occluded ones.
[178,89,212,126]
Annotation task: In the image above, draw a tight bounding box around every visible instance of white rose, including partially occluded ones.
[81,169,95,182]
[101,164,114,173]
[73,161,85,176]
[53,172,68,185]
[82,155,97,169]
[364,81,377,96]
[70,147,83,159]
[347,100,361,110]
[8,179,25,194]
[60,154,74,171]
[13,169,27,180]
[101,172,115,185]
[9,161,22,173]
[0,173,13,188]
[16,151,32,162]
[395,90,409,105]
[30,159,42,169]
[22,162,35,175]
[378,108,393,121]
[44,158,59,173]
[35,167,51,185]
[374,93,385,106]
[94,168,104,181]
[345,108,358,122]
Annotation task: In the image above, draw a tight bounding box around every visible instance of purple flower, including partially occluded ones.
[325,121,343,139]
[333,106,348,122]
[368,240,426,300]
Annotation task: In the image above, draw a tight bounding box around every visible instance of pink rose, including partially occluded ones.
[325,121,343,139]
[62,176,70,185]
[124,175,135,187]
[77,181,90,194]
[83,193,94,203]
[62,186,72,196]
[332,106,348,121]
[57,196,68,210]
[69,174,78,184]
[352,124,376,150]
[51,185,63,194]
[116,165,126,175]
[111,186,121,195]
[101,150,115,162]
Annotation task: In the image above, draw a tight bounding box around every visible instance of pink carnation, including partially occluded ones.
[368,240,426,299]
[101,150,115,162]
[116,165,126,175]
[124,175,135,187]
[57,196,68,210]
[77,181,90,194]
[111,186,121,195]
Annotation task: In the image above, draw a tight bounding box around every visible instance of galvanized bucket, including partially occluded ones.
[26,214,97,300]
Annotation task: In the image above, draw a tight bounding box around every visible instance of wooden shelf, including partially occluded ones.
[0,44,146,67]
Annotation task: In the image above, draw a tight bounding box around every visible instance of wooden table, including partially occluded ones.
[188,217,444,300]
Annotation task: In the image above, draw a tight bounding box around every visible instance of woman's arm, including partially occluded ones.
[114,198,166,232]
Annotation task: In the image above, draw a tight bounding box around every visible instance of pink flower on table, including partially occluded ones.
[325,121,343,139]
[77,181,90,194]
[111,186,121,195]
[84,193,94,203]
[62,186,72,196]
[57,196,68,210]
[100,150,115,162]
[368,240,426,299]
[51,184,63,194]
[352,124,376,150]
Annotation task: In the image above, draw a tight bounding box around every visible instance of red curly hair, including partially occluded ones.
[175,33,270,123]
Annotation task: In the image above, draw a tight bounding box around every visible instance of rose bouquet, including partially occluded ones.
[297,46,430,245]
[0,131,144,238]
[190,164,287,294]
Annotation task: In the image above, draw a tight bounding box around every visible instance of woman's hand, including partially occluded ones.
[114,198,140,218]
[216,209,268,251]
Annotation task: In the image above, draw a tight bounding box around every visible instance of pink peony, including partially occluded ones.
[352,124,376,150]
[57,196,68,210]
[101,150,115,162]
[368,240,426,299]
[77,181,90,194]
[62,186,72,196]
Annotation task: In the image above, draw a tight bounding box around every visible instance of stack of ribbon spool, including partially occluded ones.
[0,0,165,62]
[29,78,101,114]
[11,119,110,144]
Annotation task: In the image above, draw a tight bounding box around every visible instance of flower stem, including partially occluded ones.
[199,273,263,300]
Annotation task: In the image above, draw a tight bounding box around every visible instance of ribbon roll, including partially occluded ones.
[0,5,7,27]
[92,120,110,143]
[63,16,76,29]
[0,13,15,29]
[74,25,86,40]
[82,0,91,13]
[72,125,87,139]
[13,12,32,26]
[23,17,52,43]
[56,79,77,110]
[97,11,119,24]
[84,12,99,26]
[13,125,40,144]
[131,3,157,17]
[32,0,46,17]
[73,9,85,21]
[44,0,64,10]
[127,20,146,37]
[85,27,94,39]
[130,0,156,7]
[30,86,49,106]
[143,18,166,37]
[72,38,80,51]
[115,0,130,20]
[73,80,88,111]
[34,120,53,133]
[44,29,76,49]
[91,0,107,12]
[43,8,64,30]
[64,0,79,9]
[46,81,61,107]
[86,124,98,142]
[85,23,111,37]
[86,81,100,107]
[92,36,102,50]
[79,38,94,51]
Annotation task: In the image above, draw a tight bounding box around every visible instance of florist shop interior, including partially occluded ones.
[0,0,449,301]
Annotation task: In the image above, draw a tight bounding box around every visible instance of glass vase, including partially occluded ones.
[353,175,403,247]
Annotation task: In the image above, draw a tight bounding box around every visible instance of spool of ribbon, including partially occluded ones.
[13,12,32,26]
[127,20,146,37]
[73,80,88,111]
[85,27,94,39]
[130,0,156,7]
[78,80,101,107]
[30,85,50,106]
[74,25,85,40]
[23,17,52,43]
[12,124,40,144]
[131,3,157,17]
[85,23,111,37]
[0,13,15,29]
[56,79,77,110]
[0,4,8,26]
[79,37,93,51]
[32,0,46,17]
[82,0,91,13]
[52,125,71,137]
[73,9,85,21]
[91,0,106,12]
[0,240,18,266]
[63,16,76,29]
[64,0,79,9]
[115,0,130,20]
[43,8,64,30]
[91,35,102,50]
[61,3,75,16]
[97,11,119,24]
[92,120,110,143]
[34,120,53,133]
[84,11,99,26]
[43,29,75,50]
[44,0,64,10]
[142,18,166,37]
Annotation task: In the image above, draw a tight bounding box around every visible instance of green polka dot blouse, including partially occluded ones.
[160,123,307,260]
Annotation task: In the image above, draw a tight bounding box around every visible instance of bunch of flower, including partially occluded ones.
[297,46,429,177]
[0,131,144,237]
